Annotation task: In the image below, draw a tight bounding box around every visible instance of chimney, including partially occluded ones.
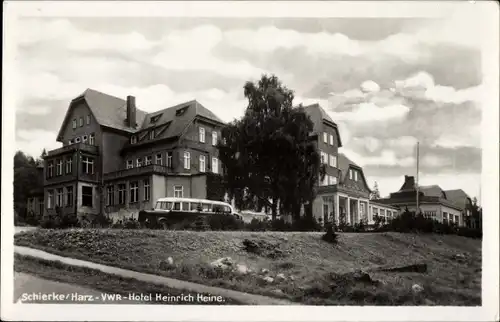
[126,95,136,128]
[403,175,415,189]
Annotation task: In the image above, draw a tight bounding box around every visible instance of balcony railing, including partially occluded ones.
[47,143,99,157]
[103,164,174,181]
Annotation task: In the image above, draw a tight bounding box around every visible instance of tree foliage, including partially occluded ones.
[370,181,381,200]
[217,75,325,221]
[14,151,44,223]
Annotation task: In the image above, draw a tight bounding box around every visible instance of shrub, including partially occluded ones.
[208,214,244,231]
[353,219,368,232]
[245,218,271,231]
[123,217,141,229]
[322,223,338,244]
[271,218,293,231]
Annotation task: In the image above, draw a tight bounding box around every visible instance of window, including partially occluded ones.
[47,161,54,178]
[136,158,143,168]
[199,127,206,143]
[182,202,190,211]
[329,176,337,185]
[323,175,329,186]
[75,137,81,143]
[380,209,386,217]
[69,139,73,145]
[199,155,206,172]
[56,188,63,207]
[47,190,54,209]
[66,157,72,174]
[173,202,181,211]
[323,132,328,143]
[212,131,218,146]
[320,151,327,164]
[329,134,334,145]
[329,155,337,167]
[156,153,163,165]
[72,119,77,129]
[118,184,126,204]
[144,179,150,201]
[126,160,133,169]
[130,181,139,203]
[82,156,94,174]
[106,186,114,206]
[66,186,73,207]
[349,169,353,180]
[79,117,84,127]
[212,157,219,174]
[131,135,137,144]
[184,151,190,170]
[354,171,358,181]
[166,152,173,168]
[82,186,93,207]
[56,159,63,176]
[150,114,162,123]
[455,215,459,225]
[89,133,95,145]
[149,130,154,140]
[82,135,88,144]
[174,185,183,198]
[86,114,91,125]
[443,212,448,224]
[145,155,152,166]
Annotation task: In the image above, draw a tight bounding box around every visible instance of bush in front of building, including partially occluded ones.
[321,222,338,244]
[208,213,245,231]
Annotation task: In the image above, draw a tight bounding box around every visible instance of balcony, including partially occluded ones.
[103,164,174,181]
[47,143,99,157]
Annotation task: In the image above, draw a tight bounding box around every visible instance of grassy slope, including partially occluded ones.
[14,229,482,305]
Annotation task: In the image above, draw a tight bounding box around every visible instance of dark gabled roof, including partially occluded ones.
[137,100,225,141]
[419,185,446,198]
[337,153,370,192]
[302,103,342,147]
[57,90,225,143]
[56,89,148,141]
[443,189,471,210]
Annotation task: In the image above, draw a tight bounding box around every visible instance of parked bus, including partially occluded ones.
[138,197,242,229]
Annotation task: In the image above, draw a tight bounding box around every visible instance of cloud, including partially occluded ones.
[331,102,410,123]
[343,148,415,168]
[360,80,380,93]
[16,129,62,158]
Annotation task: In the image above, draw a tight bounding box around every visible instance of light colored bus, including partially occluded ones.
[138,197,242,228]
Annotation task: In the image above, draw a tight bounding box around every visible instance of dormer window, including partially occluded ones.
[199,127,205,143]
[323,132,328,143]
[354,171,358,181]
[176,106,188,116]
[329,134,334,145]
[349,169,353,180]
[69,139,73,145]
[82,135,88,143]
[149,130,154,140]
[75,137,81,143]
[86,115,91,125]
[150,114,162,123]
[131,135,137,144]
[79,117,84,127]
[72,119,77,129]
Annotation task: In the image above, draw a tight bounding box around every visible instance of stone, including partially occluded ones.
[210,257,235,270]
[412,284,424,294]
[276,273,286,281]
[352,270,373,283]
[262,276,274,284]
[289,275,295,281]
[271,289,285,297]
[452,253,467,262]
[424,299,436,305]
[260,268,270,275]
[167,257,174,265]
[159,260,175,270]
[235,264,249,275]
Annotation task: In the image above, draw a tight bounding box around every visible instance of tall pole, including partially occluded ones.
[416,142,420,215]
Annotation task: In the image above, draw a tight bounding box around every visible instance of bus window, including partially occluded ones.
[182,202,190,211]
[165,202,172,210]
[191,202,202,212]
[173,202,181,211]
[223,206,231,213]
[202,203,211,212]
[213,205,222,213]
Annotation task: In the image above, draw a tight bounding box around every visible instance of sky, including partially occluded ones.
[14,15,483,199]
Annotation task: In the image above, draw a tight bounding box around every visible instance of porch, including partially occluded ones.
[317,193,369,225]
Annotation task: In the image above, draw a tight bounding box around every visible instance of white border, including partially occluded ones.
[2,1,499,321]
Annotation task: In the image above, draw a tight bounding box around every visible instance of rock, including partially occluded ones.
[271,289,285,297]
[159,260,175,270]
[412,284,424,294]
[260,268,270,275]
[235,264,249,275]
[424,299,435,305]
[276,273,286,281]
[380,263,427,273]
[167,257,174,265]
[289,275,295,281]
[210,257,235,270]
[262,276,274,284]
[452,253,467,262]
[352,270,373,283]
